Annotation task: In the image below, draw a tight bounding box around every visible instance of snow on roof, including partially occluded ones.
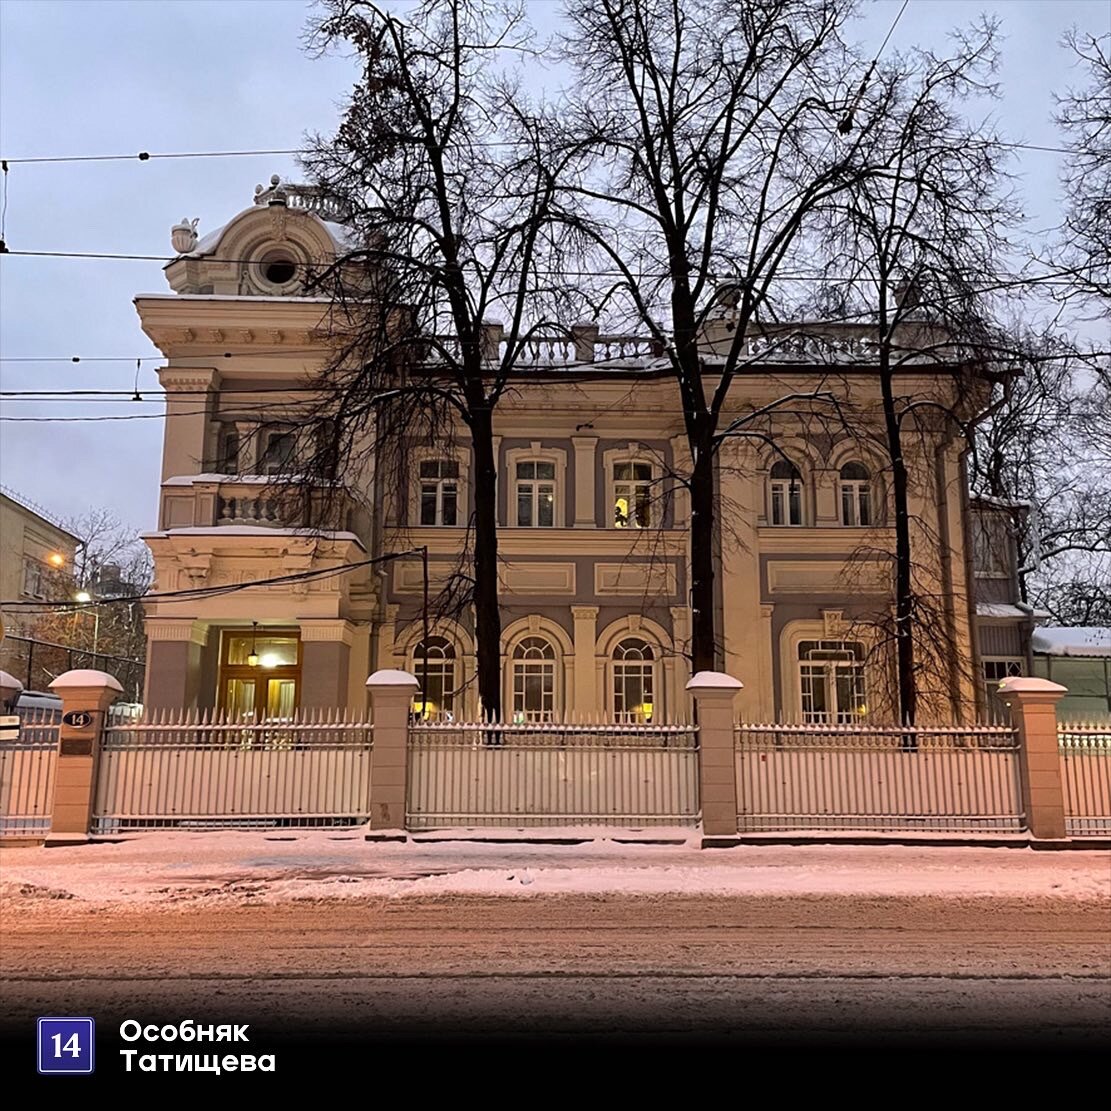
[976,603,1029,619]
[143,526,363,545]
[1031,626,1111,658]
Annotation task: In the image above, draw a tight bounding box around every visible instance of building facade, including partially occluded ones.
[137,180,998,724]
[0,488,82,656]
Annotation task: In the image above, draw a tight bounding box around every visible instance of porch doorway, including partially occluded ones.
[219,628,301,721]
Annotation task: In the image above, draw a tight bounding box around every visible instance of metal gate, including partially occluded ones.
[93,708,374,833]
[0,707,60,838]
[735,722,1025,832]
[406,721,700,829]
[1060,722,1111,836]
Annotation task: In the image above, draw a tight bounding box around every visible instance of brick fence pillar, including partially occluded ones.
[47,669,123,843]
[687,671,743,837]
[366,668,419,832]
[997,676,1068,840]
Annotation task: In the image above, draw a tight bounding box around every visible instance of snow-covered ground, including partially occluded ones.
[2,828,1107,908]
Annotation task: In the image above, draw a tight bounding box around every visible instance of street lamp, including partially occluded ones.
[73,591,100,661]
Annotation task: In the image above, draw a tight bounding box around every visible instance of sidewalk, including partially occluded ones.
[2,828,1108,909]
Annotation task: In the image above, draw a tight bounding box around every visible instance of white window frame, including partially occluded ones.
[418,459,461,527]
[506,443,566,528]
[611,637,658,722]
[797,640,867,724]
[838,463,872,527]
[410,446,470,527]
[511,635,558,721]
[612,461,655,529]
[412,636,458,720]
[257,426,297,476]
[769,460,804,527]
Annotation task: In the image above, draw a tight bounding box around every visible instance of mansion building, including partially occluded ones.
[136,180,1031,725]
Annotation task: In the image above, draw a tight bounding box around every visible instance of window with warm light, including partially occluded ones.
[220,629,301,720]
[515,461,556,527]
[613,462,653,528]
[511,636,557,721]
[612,637,656,722]
[419,460,459,526]
[412,636,457,719]
[798,640,866,723]
[769,459,804,526]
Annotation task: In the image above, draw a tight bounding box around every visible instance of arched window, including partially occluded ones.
[798,640,866,723]
[612,637,656,723]
[412,636,457,720]
[769,459,803,526]
[511,636,556,721]
[839,462,872,526]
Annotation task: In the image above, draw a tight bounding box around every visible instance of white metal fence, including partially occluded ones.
[407,721,700,829]
[735,723,1024,833]
[0,707,60,838]
[1059,721,1111,837]
[92,708,374,833]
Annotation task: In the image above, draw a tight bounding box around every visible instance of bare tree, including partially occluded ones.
[1054,29,1111,306]
[19,509,152,698]
[971,331,1111,626]
[555,0,897,672]
[810,19,1020,722]
[299,0,575,717]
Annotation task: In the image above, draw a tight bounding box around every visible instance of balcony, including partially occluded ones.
[158,475,367,540]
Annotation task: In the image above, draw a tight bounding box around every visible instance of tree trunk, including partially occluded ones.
[468,405,502,719]
[688,442,717,674]
[880,369,918,726]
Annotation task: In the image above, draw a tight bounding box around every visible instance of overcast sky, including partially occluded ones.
[0,0,1107,535]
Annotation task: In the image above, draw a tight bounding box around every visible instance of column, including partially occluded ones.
[669,605,692,712]
[670,434,691,527]
[571,436,598,527]
[144,618,208,711]
[47,669,123,843]
[299,619,354,710]
[571,606,599,714]
[687,671,743,838]
[366,669,419,831]
[998,676,1068,840]
[157,367,220,480]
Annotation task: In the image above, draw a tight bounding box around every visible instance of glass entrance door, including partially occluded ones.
[220,629,301,720]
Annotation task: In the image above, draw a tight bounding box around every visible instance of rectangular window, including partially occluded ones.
[258,429,296,475]
[798,640,867,723]
[840,483,871,526]
[418,459,460,526]
[613,461,653,528]
[515,461,556,527]
[770,481,802,525]
[219,629,301,720]
[21,557,46,599]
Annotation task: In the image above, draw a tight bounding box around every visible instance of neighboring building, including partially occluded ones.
[0,487,81,643]
[967,496,1042,711]
[1032,627,1111,721]
[136,178,999,725]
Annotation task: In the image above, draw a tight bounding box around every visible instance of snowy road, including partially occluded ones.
[2,835,1109,1048]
